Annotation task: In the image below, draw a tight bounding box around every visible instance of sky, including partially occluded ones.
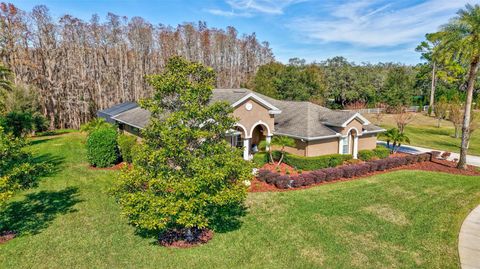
[12,0,480,65]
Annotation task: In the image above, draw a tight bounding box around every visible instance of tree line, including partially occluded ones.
[248,56,480,111]
[0,3,274,128]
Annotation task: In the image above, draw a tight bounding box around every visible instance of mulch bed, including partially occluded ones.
[158,229,213,248]
[249,158,480,193]
[0,231,17,244]
[88,162,128,171]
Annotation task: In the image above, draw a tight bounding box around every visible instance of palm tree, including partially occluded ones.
[259,136,295,166]
[434,4,480,169]
[384,128,410,153]
[0,64,13,92]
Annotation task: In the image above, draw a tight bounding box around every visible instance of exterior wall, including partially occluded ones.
[272,138,307,156]
[341,118,364,135]
[305,137,340,157]
[232,99,274,138]
[358,133,377,150]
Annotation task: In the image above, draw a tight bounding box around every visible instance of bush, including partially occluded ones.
[265,172,280,184]
[324,167,343,181]
[290,175,304,188]
[253,152,268,167]
[368,161,378,172]
[430,151,441,159]
[375,159,388,171]
[373,146,390,159]
[358,149,375,161]
[300,173,315,186]
[117,134,137,163]
[274,175,290,189]
[311,170,326,183]
[257,169,271,182]
[356,163,370,176]
[342,165,356,178]
[281,153,352,171]
[86,127,119,167]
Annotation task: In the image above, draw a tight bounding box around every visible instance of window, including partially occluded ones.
[342,136,349,154]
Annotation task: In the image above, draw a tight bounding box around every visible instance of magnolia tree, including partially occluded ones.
[113,57,252,242]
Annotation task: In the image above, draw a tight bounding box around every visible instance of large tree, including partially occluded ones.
[434,4,480,169]
[113,57,252,242]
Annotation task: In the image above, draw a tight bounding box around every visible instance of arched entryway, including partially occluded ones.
[341,128,359,159]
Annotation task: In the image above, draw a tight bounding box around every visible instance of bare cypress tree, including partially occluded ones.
[0,3,274,128]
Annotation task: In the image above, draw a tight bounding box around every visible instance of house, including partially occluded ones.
[98,88,385,160]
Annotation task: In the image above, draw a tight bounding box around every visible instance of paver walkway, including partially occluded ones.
[377,141,480,167]
[459,205,480,269]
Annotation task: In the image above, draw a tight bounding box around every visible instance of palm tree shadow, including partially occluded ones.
[0,187,82,236]
[31,153,65,177]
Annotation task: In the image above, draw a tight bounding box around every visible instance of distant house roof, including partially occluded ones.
[98,89,384,140]
[97,102,138,123]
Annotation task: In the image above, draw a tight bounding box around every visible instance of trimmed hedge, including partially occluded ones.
[256,152,432,189]
[278,152,352,171]
[86,127,119,167]
[117,134,137,163]
[253,152,269,167]
[373,147,390,159]
[358,147,390,161]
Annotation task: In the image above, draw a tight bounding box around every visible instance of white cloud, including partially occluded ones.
[288,0,473,47]
[204,8,252,17]
[207,0,305,17]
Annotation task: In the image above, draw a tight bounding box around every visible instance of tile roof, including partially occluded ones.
[98,88,384,139]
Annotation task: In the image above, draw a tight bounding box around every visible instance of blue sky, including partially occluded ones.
[12,0,479,64]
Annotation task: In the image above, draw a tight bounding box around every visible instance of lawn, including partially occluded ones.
[1,132,480,268]
[367,112,480,156]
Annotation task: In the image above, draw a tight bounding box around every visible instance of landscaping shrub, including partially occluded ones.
[342,165,356,178]
[301,173,315,186]
[281,153,352,171]
[274,175,290,189]
[356,163,370,176]
[373,147,390,159]
[311,170,326,183]
[375,159,388,171]
[265,172,280,184]
[86,127,119,168]
[368,161,378,172]
[117,134,137,163]
[324,167,343,181]
[290,175,304,188]
[358,149,375,161]
[430,151,441,159]
[405,155,415,165]
[253,153,268,167]
[257,169,271,182]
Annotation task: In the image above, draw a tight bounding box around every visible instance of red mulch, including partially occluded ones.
[249,158,480,193]
[158,229,213,248]
[261,162,299,175]
[0,231,16,244]
[88,162,128,170]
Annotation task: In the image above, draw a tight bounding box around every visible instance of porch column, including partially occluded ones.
[243,138,250,160]
[266,135,272,151]
[353,135,358,159]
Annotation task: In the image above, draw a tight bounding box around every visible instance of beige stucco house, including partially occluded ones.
[98,88,384,160]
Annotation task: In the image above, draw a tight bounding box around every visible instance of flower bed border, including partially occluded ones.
[256,153,433,190]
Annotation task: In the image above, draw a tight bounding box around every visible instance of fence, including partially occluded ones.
[347,105,429,114]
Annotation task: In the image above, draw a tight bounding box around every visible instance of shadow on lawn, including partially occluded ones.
[0,187,82,236]
[32,153,65,176]
[29,137,59,146]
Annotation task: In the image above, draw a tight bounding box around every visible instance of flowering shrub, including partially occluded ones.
[257,153,431,189]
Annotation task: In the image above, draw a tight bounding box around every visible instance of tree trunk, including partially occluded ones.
[429,62,436,115]
[457,56,479,169]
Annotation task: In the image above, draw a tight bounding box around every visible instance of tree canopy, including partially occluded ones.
[113,57,252,240]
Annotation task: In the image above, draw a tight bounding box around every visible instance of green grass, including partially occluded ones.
[1,132,480,268]
[367,112,480,156]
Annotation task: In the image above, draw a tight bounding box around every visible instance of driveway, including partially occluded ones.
[377,141,480,167]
